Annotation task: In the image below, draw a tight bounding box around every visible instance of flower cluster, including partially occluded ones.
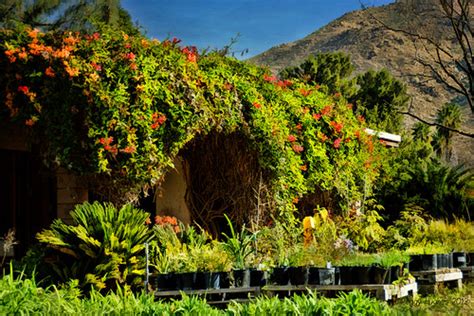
[154,215,180,233]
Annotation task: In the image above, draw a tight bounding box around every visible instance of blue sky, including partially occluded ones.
[122,0,394,58]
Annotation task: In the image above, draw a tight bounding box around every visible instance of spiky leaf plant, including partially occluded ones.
[36,201,151,291]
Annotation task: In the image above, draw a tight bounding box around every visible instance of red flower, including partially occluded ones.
[295,123,302,131]
[93,32,100,40]
[151,113,167,129]
[347,103,353,110]
[125,43,131,49]
[321,105,332,116]
[99,137,113,145]
[45,66,55,77]
[313,113,321,120]
[292,144,304,153]
[357,115,365,123]
[253,102,262,109]
[125,52,136,60]
[314,84,321,90]
[18,86,29,94]
[25,118,35,126]
[355,130,361,139]
[333,138,342,149]
[263,74,277,82]
[329,121,344,133]
[91,62,102,71]
[288,135,297,142]
[334,92,342,98]
[172,37,182,44]
[130,62,138,70]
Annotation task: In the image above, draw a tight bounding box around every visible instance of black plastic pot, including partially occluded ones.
[307,267,320,285]
[232,269,251,287]
[270,267,290,285]
[204,272,221,289]
[154,273,179,291]
[288,266,308,285]
[177,272,196,290]
[339,266,372,285]
[249,269,267,287]
[371,266,390,284]
[452,252,467,268]
[318,268,336,285]
[409,254,437,271]
[467,253,474,266]
[436,253,453,269]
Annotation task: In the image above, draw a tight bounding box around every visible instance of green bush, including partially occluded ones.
[35,202,151,291]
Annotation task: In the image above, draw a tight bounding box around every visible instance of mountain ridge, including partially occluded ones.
[249,1,473,166]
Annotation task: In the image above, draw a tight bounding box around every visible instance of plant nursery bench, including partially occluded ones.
[262,282,418,302]
[411,268,463,294]
[154,287,261,306]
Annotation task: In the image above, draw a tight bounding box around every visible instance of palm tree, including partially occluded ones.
[412,122,432,142]
[433,103,462,162]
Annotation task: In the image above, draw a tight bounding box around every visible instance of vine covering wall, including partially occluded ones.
[0,26,384,221]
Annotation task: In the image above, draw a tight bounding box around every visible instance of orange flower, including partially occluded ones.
[18,49,27,60]
[45,66,55,77]
[252,102,262,109]
[25,118,36,126]
[27,28,39,38]
[63,35,80,46]
[333,138,342,149]
[329,121,344,133]
[53,48,70,59]
[313,113,321,120]
[321,105,332,116]
[121,145,136,154]
[299,88,312,97]
[292,144,304,153]
[145,217,151,225]
[300,164,307,171]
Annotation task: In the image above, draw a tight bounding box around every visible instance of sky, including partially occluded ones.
[122,0,395,59]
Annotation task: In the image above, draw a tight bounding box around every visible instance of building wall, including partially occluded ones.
[155,157,191,224]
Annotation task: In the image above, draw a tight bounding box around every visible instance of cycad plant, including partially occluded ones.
[36,202,151,291]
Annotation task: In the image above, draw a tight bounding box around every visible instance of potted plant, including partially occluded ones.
[221,215,257,288]
[193,242,232,289]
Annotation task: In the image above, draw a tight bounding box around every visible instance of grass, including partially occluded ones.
[1,264,473,315]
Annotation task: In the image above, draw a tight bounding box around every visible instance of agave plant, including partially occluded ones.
[36,202,151,291]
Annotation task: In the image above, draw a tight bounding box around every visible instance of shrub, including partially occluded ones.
[35,202,151,291]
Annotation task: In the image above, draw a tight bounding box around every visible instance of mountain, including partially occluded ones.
[249,0,473,167]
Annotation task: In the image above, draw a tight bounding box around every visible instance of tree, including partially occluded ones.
[366,0,474,138]
[433,102,463,161]
[280,53,410,133]
[352,69,409,133]
[0,0,139,34]
[279,52,357,97]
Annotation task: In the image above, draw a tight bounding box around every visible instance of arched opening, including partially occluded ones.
[156,131,275,236]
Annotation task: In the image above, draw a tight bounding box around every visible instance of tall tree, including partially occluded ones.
[433,102,463,161]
